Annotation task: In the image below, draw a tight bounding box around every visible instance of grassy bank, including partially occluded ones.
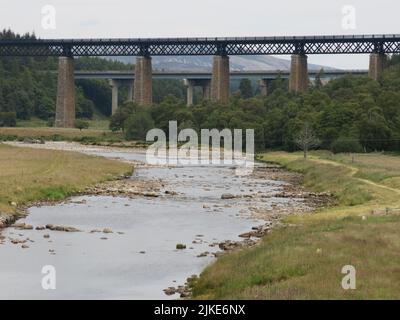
[16,118,111,130]
[0,127,124,144]
[260,151,400,222]
[0,143,132,217]
[192,151,400,299]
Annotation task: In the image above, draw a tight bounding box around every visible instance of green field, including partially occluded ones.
[191,151,400,299]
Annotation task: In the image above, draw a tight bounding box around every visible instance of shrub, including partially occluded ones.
[0,112,17,127]
[109,101,137,132]
[109,110,128,132]
[331,137,363,154]
[74,119,90,131]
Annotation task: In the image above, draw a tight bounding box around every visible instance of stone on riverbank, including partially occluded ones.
[197,251,209,258]
[13,223,33,230]
[0,215,14,229]
[163,287,176,295]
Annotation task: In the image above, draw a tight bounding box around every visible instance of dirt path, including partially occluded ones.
[309,156,400,195]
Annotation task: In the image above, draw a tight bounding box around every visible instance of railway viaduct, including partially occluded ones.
[0,34,399,127]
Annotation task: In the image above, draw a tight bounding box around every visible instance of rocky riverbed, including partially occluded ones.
[0,142,331,299]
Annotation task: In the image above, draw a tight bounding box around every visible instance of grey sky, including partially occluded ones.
[0,0,399,68]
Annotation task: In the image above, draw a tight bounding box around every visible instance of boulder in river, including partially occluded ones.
[221,193,236,200]
[10,238,27,245]
[45,224,80,232]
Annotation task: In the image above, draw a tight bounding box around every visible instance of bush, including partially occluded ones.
[74,119,90,131]
[109,111,128,132]
[125,111,154,141]
[331,137,364,154]
[0,112,17,127]
[109,101,137,132]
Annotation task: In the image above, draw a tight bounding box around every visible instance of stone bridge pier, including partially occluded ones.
[211,55,230,103]
[134,56,153,106]
[55,57,76,128]
[369,53,388,80]
[289,54,309,93]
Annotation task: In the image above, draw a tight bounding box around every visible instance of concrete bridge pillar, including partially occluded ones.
[55,57,75,128]
[289,54,308,93]
[127,80,134,102]
[369,53,388,81]
[183,79,194,106]
[108,79,119,115]
[202,80,211,101]
[211,55,230,103]
[134,56,153,106]
[258,79,268,96]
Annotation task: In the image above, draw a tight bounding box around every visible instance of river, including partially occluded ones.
[0,143,309,299]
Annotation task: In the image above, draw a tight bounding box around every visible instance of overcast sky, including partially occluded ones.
[0,0,399,68]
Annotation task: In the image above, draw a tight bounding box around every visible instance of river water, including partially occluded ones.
[0,145,301,299]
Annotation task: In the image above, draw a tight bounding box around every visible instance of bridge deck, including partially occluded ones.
[1,34,399,56]
[73,70,368,80]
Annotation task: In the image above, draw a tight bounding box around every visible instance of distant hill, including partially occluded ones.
[112,55,334,72]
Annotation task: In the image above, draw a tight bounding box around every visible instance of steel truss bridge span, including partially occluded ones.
[1,34,400,57]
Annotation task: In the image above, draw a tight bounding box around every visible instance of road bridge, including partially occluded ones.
[73,69,367,110]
